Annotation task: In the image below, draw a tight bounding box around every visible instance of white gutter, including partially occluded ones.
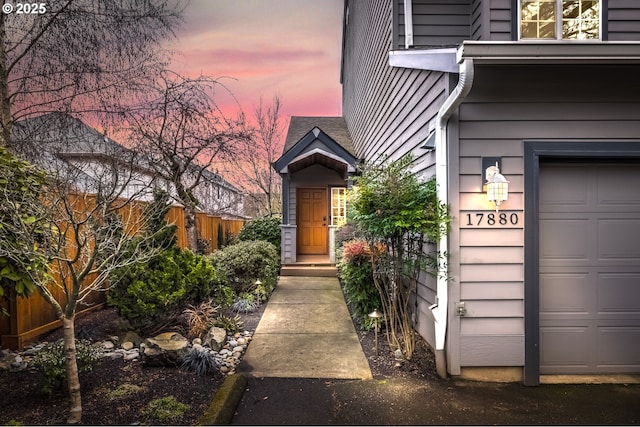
[431,57,475,379]
[403,0,413,49]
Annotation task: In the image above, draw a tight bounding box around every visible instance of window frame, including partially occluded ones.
[330,186,347,227]
[517,0,603,41]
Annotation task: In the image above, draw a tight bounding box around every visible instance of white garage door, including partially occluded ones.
[539,162,640,374]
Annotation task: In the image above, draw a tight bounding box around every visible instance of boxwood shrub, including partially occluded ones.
[238,216,281,254]
[208,240,279,298]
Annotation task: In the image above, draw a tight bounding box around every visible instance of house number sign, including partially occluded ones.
[462,211,521,228]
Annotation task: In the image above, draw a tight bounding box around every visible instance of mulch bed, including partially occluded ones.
[0,293,437,425]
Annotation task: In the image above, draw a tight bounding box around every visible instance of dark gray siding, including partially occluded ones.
[343,0,449,347]
[451,64,640,369]
[396,0,640,46]
[608,0,640,40]
[396,0,471,48]
[470,0,512,40]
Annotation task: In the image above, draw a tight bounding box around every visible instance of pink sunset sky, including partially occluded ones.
[167,0,344,122]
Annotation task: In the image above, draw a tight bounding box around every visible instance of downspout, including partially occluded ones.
[431,57,475,379]
[403,0,413,49]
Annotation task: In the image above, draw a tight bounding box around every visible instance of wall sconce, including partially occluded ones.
[485,160,509,212]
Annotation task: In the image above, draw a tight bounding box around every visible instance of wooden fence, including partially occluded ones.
[0,197,244,350]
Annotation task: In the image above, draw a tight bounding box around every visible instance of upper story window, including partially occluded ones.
[520,0,600,40]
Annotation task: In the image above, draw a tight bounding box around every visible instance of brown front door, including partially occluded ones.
[297,188,328,255]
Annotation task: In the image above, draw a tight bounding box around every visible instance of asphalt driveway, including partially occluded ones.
[231,376,640,425]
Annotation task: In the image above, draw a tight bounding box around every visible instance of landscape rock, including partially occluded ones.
[124,349,140,361]
[120,331,143,348]
[141,332,189,367]
[121,341,134,351]
[203,326,227,351]
[101,340,115,350]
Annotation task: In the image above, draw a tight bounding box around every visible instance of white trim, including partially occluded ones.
[389,48,459,73]
[457,41,640,64]
[517,0,603,41]
[278,147,357,174]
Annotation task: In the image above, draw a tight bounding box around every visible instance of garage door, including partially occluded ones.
[539,162,640,374]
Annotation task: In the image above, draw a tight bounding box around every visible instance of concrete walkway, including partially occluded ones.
[237,276,372,380]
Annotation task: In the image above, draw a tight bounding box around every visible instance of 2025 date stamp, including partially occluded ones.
[2,2,47,14]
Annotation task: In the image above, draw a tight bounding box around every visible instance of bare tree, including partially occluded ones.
[221,95,284,217]
[2,121,171,423]
[124,71,249,250]
[0,0,185,150]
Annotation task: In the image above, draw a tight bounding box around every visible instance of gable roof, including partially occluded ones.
[274,116,359,175]
[283,116,356,156]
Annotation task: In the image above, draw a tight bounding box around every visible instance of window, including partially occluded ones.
[520,0,600,40]
[331,187,347,226]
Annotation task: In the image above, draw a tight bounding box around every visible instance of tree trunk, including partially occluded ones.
[62,315,83,424]
[0,16,12,149]
[184,205,198,251]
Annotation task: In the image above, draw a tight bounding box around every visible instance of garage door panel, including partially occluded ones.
[540,327,590,368]
[597,327,640,368]
[598,273,640,313]
[540,166,589,207]
[598,219,640,260]
[539,218,591,261]
[540,272,592,314]
[596,167,640,207]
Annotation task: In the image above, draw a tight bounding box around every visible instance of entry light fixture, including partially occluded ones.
[485,161,509,212]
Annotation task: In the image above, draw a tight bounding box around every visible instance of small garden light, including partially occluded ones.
[255,278,262,286]
[368,308,384,355]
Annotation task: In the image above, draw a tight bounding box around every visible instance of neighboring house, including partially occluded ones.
[12,113,245,218]
[337,0,640,384]
[274,116,359,264]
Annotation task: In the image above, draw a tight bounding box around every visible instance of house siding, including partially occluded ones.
[396,0,472,48]
[608,0,640,40]
[395,0,640,48]
[450,63,640,371]
[343,0,448,349]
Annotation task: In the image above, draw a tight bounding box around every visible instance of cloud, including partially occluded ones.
[166,0,344,147]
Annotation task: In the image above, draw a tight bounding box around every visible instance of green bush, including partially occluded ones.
[337,239,380,330]
[209,240,278,299]
[238,217,281,253]
[108,247,224,332]
[32,339,103,394]
[142,396,189,422]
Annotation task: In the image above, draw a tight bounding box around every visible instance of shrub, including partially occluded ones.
[108,247,224,332]
[230,292,259,314]
[142,396,189,422]
[209,240,279,297]
[32,339,103,394]
[101,383,146,400]
[181,344,221,377]
[238,216,281,253]
[183,300,219,339]
[213,313,244,334]
[337,239,380,330]
[334,221,366,250]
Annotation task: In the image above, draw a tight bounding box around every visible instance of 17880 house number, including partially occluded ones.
[465,212,520,227]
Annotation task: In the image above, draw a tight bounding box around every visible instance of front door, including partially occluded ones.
[297,188,327,255]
